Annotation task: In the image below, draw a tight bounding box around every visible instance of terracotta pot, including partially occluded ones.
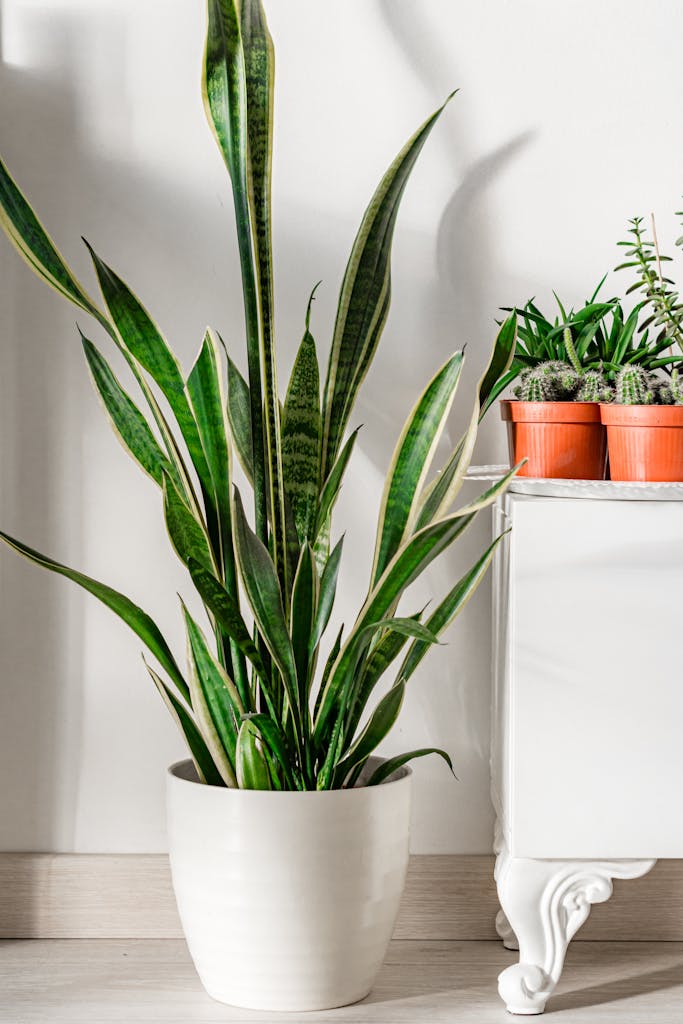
[600,404,683,482]
[500,401,607,480]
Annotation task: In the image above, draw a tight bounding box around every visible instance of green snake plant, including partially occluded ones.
[0,0,518,791]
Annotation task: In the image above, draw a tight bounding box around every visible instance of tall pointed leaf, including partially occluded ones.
[290,543,318,710]
[329,681,406,788]
[144,659,223,787]
[83,241,219,551]
[188,558,264,701]
[309,534,344,654]
[236,718,272,789]
[314,426,361,541]
[0,157,103,320]
[0,530,189,702]
[372,352,463,584]
[282,293,322,544]
[232,489,302,739]
[226,352,254,484]
[345,610,421,739]
[163,474,215,574]
[80,331,171,486]
[416,316,517,528]
[399,533,508,683]
[239,0,288,595]
[242,712,299,790]
[187,330,234,575]
[203,0,267,545]
[183,607,240,786]
[321,93,456,478]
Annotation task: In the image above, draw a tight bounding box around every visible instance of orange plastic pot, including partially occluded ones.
[500,401,607,480]
[600,404,683,482]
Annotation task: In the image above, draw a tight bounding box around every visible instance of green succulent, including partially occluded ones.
[615,366,657,405]
[514,361,581,402]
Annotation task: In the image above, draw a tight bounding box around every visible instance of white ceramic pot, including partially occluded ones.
[166,756,412,1011]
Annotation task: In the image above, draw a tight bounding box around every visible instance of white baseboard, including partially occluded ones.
[0,854,681,940]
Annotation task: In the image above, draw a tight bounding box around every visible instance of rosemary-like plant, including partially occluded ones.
[615,216,683,353]
[0,0,518,791]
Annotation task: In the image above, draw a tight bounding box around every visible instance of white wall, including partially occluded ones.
[1,0,681,853]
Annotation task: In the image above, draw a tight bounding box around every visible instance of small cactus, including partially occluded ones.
[514,361,581,402]
[576,370,614,403]
[615,365,656,405]
[656,369,683,406]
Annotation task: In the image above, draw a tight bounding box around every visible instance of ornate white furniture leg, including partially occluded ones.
[494,835,655,1015]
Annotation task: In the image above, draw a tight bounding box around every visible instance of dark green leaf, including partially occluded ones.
[144,659,223,787]
[372,352,463,584]
[282,297,322,544]
[80,331,170,486]
[321,93,456,478]
[366,747,454,786]
[163,474,214,573]
[236,719,272,789]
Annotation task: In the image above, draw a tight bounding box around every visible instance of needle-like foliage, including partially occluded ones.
[0,0,517,789]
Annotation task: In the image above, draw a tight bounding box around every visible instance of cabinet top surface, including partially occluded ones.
[468,466,683,501]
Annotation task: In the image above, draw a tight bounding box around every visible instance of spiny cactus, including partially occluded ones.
[615,365,656,405]
[576,370,614,403]
[514,361,581,402]
[562,326,583,374]
[656,369,683,406]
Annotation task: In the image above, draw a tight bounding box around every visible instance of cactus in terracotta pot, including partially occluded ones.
[657,370,683,405]
[615,366,657,405]
[576,370,614,403]
[513,361,581,402]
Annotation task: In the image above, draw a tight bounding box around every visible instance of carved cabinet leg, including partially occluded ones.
[494,838,655,1015]
[495,908,519,951]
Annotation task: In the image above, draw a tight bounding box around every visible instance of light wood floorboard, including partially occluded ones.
[1,939,682,1023]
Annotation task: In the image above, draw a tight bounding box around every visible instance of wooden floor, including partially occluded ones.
[2,939,683,1023]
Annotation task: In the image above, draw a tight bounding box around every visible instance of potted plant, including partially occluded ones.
[602,215,683,481]
[499,283,683,479]
[601,367,683,481]
[0,0,518,1011]
[500,359,612,479]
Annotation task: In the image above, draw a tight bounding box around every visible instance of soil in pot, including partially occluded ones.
[600,404,683,481]
[500,400,607,480]
[166,757,412,1012]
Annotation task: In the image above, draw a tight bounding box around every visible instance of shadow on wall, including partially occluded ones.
[371,0,534,468]
[0,5,93,859]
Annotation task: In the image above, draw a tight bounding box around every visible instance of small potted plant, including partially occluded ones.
[601,367,683,480]
[501,359,612,479]
[602,215,683,481]
[0,0,519,1012]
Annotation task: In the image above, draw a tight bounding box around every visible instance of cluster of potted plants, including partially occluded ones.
[501,217,683,482]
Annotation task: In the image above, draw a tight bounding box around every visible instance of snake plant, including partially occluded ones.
[0,0,517,791]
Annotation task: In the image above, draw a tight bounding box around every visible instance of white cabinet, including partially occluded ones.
[491,478,683,1014]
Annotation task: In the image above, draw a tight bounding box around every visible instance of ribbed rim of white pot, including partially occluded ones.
[168,756,411,795]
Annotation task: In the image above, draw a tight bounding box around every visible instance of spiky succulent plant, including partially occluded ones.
[514,361,581,402]
[656,369,683,405]
[615,366,657,405]
[576,370,614,403]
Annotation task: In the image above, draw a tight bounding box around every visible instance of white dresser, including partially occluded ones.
[490,477,683,1014]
